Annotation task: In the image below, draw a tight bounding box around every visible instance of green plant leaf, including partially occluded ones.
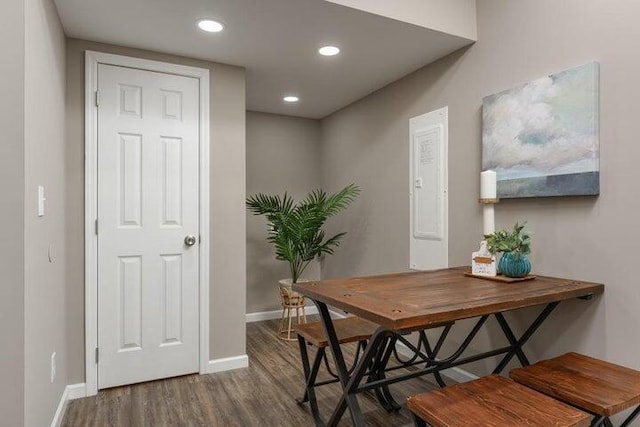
[246,184,360,283]
[486,221,532,256]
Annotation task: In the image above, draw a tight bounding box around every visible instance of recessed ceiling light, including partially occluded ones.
[197,19,224,33]
[283,96,299,103]
[318,46,340,56]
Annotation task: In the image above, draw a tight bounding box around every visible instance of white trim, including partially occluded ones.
[84,51,211,396]
[51,386,69,427]
[246,305,316,323]
[202,355,249,374]
[245,307,347,323]
[66,383,87,400]
[51,383,87,427]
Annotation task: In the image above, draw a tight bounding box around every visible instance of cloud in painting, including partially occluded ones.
[482,63,598,180]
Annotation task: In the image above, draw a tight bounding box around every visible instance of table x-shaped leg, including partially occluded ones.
[314,301,392,427]
[492,302,559,374]
[311,300,562,426]
[621,405,640,427]
[297,335,325,425]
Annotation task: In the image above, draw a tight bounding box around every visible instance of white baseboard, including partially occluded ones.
[66,383,87,400]
[246,307,346,323]
[51,383,87,427]
[51,386,69,427]
[246,306,316,323]
[202,354,249,374]
[394,341,478,384]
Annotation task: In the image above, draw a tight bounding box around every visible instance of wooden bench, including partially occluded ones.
[295,316,377,348]
[511,353,640,427]
[407,375,590,427]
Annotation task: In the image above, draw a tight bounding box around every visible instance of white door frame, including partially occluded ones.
[84,51,210,396]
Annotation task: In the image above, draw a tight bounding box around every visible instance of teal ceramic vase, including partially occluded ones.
[499,252,531,278]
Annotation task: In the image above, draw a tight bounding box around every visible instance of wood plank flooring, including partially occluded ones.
[63,318,440,426]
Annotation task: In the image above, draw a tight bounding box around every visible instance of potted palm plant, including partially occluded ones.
[486,222,532,278]
[246,184,360,339]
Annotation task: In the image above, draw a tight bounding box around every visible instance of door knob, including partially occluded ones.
[184,235,197,247]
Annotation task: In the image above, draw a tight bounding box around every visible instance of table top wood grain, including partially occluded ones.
[293,267,604,331]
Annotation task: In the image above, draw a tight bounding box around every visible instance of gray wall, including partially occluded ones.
[321,0,640,376]
[246,112,322,314]
[66,38,247,383]
[6,1,640,423]
[0,0,25,425]
[24,0,68,425]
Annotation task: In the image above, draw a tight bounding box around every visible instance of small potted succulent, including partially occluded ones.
[486,222,532,278]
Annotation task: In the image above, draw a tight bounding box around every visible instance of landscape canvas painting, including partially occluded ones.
[482,62,599,198]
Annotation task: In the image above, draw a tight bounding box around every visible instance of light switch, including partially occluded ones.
[38,186,46,217]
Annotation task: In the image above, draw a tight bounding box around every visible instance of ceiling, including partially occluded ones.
[54,0,474,119]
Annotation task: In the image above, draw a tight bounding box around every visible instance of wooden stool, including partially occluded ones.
[511,353,640,427]
[295,317,401,422]
[407,375,590,427]
[278,284,307,341]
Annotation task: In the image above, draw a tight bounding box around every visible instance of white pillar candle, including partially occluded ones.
[483,204,495,236]
[480,170,497,199]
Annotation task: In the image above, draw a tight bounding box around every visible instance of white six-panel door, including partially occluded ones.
[97,64,200,389]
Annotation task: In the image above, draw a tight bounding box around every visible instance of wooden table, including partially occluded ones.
[293,266,604,427]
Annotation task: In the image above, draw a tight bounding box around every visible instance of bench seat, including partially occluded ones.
[511,352,640,425]
[295,316,378,348]
[407,375,590,427]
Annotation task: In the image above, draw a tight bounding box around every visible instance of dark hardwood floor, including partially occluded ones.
[63,318,440,426]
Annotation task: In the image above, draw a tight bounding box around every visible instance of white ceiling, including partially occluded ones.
[54,0,474,119]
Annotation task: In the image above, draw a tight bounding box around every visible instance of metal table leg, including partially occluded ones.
[494,312,530,366]
[315,300,391,427]
[492,302,559,374]
[367,336,396,412]
[621,405,640,427]
[421,330,449,388]
[296,335,325,425]
[372,337,402,411]
[309,300,563,426]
